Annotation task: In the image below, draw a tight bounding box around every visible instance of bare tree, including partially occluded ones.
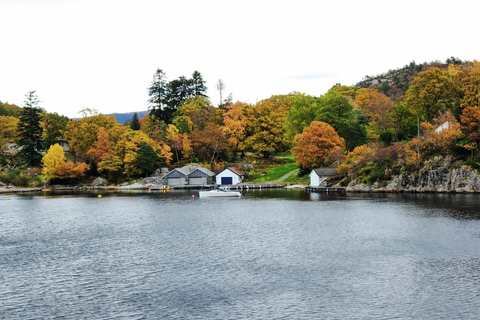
[216,79,226,107]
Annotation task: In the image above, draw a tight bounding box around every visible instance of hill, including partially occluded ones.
[107,110,149,124]
[354,57,463,101]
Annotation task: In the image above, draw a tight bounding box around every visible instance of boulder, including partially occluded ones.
[92,177,108,186]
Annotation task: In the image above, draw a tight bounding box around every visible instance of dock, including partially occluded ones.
[305,186,346,194]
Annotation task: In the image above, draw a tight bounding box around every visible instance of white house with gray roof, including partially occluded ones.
[310,168,338,187]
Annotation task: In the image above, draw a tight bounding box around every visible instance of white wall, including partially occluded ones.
[216,170,242,185]
[310,171,321,187]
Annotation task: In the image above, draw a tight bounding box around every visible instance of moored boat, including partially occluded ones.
[198,188,241,198]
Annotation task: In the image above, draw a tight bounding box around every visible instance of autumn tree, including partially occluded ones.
[17,91,43,167]
[221,102,249,153]
[42,143,88,180]
[244,98,290,157]
[453,61,480,109]
[459,105,480,153]
[355,90,394,138]
[0,116,19,143]
[405,68,459,121]
[42,144,66,179]
[64,113,119,160]
[190,123,229,162]
[420,112,462,155]
[293,121,345,170]
[87,127,113,163]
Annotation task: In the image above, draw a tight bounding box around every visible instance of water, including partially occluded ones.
[1,190,480,319]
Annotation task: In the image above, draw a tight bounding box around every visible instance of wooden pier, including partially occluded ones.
[305,186,346,194]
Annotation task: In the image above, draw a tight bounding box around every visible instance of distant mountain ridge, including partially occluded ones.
[73,110,149,124]
[106,110,149,124]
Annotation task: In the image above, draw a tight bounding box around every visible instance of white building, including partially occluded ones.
[215,167,245,185]
[309,168,337,187]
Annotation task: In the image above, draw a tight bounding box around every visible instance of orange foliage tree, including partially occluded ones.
[293,121,345,169]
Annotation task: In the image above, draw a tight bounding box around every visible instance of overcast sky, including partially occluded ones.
[1,0,478,118]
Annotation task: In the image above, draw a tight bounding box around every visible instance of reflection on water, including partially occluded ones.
[2,190,480,319]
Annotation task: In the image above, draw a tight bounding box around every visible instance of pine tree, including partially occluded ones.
[17,91,43,167]
[130,112,141,130]
[136,142,158,177]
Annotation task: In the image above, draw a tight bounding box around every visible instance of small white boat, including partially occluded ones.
[198,189,241,198]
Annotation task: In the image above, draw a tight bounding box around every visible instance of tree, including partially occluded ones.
[0,116,19,143]
[355,90,394,133]
[130,112,141,130]
[190,70,208,97]
[284,93,318,142]
[221,102,249,152]
[459,106,480,154]
[87,127,113,163]
[216,79,226,107]
[136,142,158,177]
[293,121,345,170]
[17,91,43,167]
[315,89,355,148]
[244,98,290,157]
[42,143,88,180]
[148,69,172,123]
[405,68,459,121]
[43,112,69,149]
[148,69,208,124]
[42,144,66,179]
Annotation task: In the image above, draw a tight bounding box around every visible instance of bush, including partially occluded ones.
[380,131,393,145]
[0,168,21,184]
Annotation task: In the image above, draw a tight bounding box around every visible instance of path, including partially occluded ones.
[275,168,299,183]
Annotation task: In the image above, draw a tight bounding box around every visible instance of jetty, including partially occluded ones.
[305,186,346,194]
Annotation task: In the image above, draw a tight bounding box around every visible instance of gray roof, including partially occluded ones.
[312,168,338,177]
[162,165,215,178]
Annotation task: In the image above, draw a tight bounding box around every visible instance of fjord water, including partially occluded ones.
[1,190,480,319]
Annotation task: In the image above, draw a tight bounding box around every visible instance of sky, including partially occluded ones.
[1,0,479,118]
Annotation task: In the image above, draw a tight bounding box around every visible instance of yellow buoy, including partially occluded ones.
[5,195,9,198]
[98,195,102,198]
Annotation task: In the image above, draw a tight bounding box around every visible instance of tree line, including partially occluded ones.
[1,59,480,185]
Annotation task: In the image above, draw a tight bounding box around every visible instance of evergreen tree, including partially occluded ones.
[148,69,208,124]
[130,112,141,130]
[17,91,43,167]
[136,142,158,177]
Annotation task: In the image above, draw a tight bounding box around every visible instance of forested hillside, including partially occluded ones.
[1,59,480,188]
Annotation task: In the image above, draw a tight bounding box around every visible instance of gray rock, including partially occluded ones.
[92,177,108,186]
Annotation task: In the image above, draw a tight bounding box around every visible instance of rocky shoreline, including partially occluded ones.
[339,156,480,194]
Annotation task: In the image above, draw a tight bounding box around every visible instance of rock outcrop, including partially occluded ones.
[345,156,480,193]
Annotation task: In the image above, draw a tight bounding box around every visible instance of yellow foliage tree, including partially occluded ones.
[42,144,66,179]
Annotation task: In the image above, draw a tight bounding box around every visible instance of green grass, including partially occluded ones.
[247,161,299,183]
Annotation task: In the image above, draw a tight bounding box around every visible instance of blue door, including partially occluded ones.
[221,177,233,185]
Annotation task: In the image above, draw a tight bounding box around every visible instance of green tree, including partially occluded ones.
[130,112,141,130]
[148,69,208,124]
[148,68,172,123]
[43,112,69,149]
[315,90,355,145]
[136,142,158,177]
[284,93,318,142]
[17,91,44,167]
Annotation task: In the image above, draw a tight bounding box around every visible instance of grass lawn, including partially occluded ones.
[247,161,299,183]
